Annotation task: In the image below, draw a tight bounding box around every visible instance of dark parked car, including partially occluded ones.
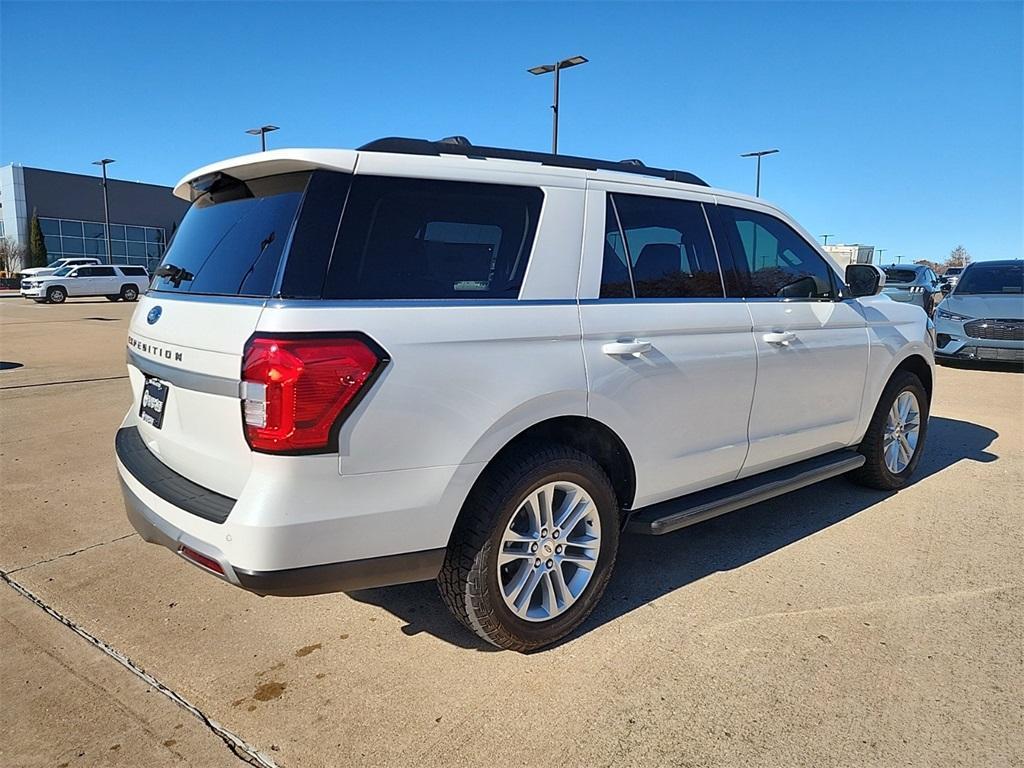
[880,264,944,316]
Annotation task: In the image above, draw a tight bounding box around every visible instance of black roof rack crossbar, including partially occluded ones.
[357,137,709,187]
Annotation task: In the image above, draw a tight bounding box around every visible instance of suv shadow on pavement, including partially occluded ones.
[348,416,999,651]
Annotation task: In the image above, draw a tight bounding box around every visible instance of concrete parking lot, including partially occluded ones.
[1,297,1021,768]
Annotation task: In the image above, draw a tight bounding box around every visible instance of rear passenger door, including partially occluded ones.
[710,202,869,476]
[579,183,757,508]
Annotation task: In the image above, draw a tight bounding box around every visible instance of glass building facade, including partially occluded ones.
[38,217,166,270]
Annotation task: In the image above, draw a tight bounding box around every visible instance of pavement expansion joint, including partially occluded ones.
[0,374,129,391]
[0,569,280,768]
[5,533,138,575]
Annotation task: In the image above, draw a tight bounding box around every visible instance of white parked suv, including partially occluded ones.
[115,138,935,651]
[22,264,149,303]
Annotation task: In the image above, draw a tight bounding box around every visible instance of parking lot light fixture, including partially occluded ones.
[246,124,279,152]
[527,55,588,154]
[740,148,780,197]
[821,234,833,245]
[92,158,115,265]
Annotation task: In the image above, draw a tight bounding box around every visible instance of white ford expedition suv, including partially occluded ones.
[116,137,935,651]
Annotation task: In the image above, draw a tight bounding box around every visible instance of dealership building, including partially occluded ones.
[0,163,188,273]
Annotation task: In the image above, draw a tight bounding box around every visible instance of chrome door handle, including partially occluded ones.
[602,339,652,357]
[763,331,797,346]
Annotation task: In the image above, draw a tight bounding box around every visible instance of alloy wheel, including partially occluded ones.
[496,481,601,622]
[884,390,921,473]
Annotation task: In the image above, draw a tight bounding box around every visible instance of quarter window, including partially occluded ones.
[717,206,836,300]
[322,177,543,300]
[601,193,723,299]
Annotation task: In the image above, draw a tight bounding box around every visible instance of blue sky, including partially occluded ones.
[2,1,1021,263]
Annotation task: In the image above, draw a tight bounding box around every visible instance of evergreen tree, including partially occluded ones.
[28,210,48,268]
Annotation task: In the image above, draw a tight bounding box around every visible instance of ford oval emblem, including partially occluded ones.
[147,306,162,325]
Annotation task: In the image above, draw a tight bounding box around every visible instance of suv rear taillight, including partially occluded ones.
[241,334,387,454]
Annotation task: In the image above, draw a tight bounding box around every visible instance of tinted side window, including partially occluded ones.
[75,267,95,277]
[120,266,148,276]
[600,198,632,297]
[93,267,117,277]
[323,177,542,300]
[718,206,835,299]
[602,193,723,299]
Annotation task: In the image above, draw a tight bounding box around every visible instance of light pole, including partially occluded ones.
[740,148,779,197]
[821,234,833,245]
[92,158,115,265]
[246,124,279,152]
[528,55,588,154]
[876,248,887,263]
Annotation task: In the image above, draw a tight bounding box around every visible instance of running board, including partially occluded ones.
[626,450,866,536]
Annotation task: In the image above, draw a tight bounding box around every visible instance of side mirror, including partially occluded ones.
[941,283,952,295]
[846,264,885,298]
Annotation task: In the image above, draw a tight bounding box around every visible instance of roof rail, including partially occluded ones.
[357,137,709,187]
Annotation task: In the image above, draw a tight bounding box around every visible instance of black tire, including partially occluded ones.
[121,285,139,302]
[105,295,121,302]
[849,370,929,490]
[46,286,66,304]
[438,444,620,652]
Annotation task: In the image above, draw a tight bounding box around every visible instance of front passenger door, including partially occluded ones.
[711,203,869,476]
[63,267,88,296]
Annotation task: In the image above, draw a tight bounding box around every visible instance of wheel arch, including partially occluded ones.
[454,414,637,535]
[893,353,933,402]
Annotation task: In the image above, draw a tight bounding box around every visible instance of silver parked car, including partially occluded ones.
[935,260,1024,364]
[880,264,944,317]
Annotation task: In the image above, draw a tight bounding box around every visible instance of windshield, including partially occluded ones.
[945,267,963,276]
[46,260,68,268]
[955,263,1024,295]
[152,172,308,296]
[52,267,74,276]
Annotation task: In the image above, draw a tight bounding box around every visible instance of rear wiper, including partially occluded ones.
[155,263,194,288]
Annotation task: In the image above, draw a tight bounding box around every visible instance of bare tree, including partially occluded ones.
[947,245,972,268]
[0,237,27,276]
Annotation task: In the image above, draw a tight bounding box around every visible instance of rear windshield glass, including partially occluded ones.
[152,172,309,296]
[322,176,543,300]
[955,263,1024,295]
[883,268,917,284]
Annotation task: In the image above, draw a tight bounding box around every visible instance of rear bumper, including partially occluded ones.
[116,424,459,595]
[121,478,444,595]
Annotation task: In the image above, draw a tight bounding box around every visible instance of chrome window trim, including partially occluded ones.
[265,297,579,309]
[127,349,242,398]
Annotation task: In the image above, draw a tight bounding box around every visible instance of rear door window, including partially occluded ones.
[152,172,309,296]
[322,176,543,300]
[601,193,724,299]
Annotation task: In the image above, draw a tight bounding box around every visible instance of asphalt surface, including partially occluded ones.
[1,296,1022,768]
